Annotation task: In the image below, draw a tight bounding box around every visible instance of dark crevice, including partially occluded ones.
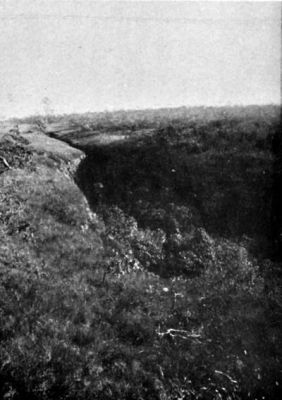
[75,134,277,260]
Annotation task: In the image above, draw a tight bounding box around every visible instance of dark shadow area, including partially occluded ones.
[271,110,282,261]
[76,129,275,259]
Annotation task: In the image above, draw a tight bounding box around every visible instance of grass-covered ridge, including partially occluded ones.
[1,105,282,399]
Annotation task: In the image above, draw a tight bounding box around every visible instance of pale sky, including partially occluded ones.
[0,0,281,118]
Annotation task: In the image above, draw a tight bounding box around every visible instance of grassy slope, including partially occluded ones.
[0,107,282,400]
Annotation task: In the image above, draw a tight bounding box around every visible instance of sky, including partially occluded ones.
[0,0,281,118]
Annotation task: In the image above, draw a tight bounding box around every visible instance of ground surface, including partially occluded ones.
[0,106,281,399]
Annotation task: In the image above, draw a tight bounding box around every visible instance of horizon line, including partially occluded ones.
[2,102,281,122]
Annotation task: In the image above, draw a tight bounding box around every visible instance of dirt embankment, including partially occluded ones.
[34,119,275,258]
[1,122,84,161]
[1,119,275,258]
[0,122,84,176]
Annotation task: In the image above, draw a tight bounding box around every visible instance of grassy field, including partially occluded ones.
[0,105,281,399]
